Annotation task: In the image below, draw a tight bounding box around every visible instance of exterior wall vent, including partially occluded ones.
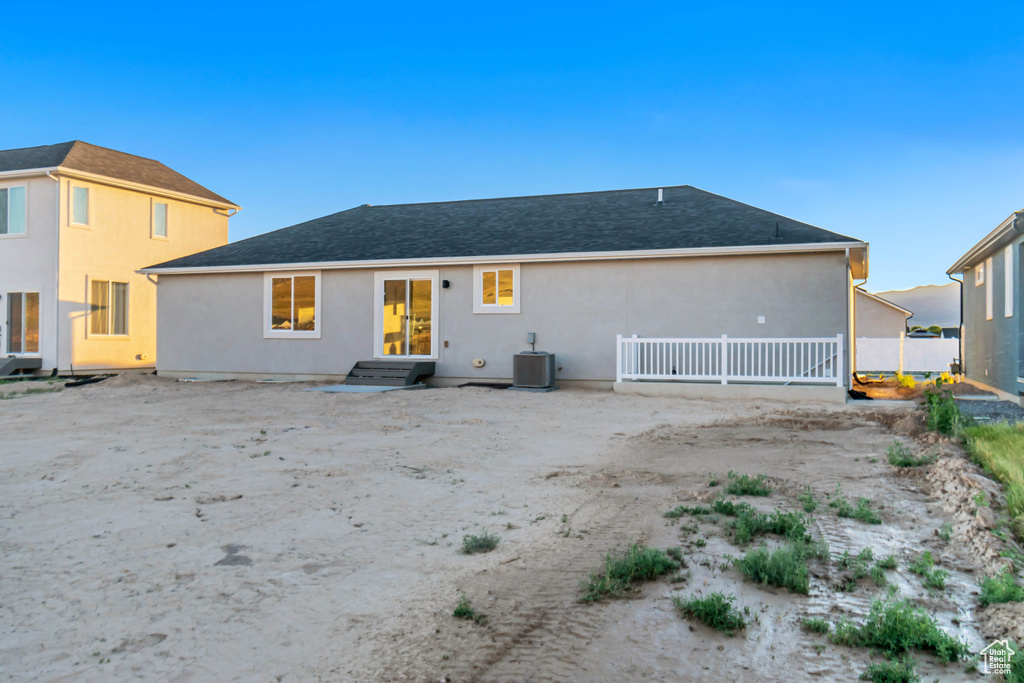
[513,351,555,388]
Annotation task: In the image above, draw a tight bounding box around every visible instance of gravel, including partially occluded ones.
[955,399,1024,424]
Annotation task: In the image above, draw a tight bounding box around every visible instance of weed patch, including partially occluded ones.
[730,543,810,594]
[964,422,1024,539]
[580,544,677,602]
[924,379,970,436]
[829,485,882,524]
[462,532,500,554]
[725,471,772,496]
[674,592,746,635]
[908,551,948,590]
[798,486,818,513]
[830,598,969,663]
[859,658,920,683]
[453,595,486,624]
[802,617,831,634]
[887,440,936,468]
[978,570,1024,606]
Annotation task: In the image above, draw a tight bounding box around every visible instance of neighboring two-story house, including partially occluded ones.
[0,141,238,375]
[948,209,1023,402]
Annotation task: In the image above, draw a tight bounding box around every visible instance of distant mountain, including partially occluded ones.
[873,283,960,328]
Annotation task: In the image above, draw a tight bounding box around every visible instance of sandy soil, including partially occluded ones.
[0,376,1019,682]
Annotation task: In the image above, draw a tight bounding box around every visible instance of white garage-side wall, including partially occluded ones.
[155,250,850,384]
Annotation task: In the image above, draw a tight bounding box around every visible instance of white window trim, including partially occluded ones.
[263,271,322,339]
[0,185,28,239]
[975,262,985,286]
[87,277,130,339]
[151,199,169,240]
[985,257,993,321]
[472,263,521,314]
[372,270,439,359]
[70,185,90,228]
[1005,245,1014,318]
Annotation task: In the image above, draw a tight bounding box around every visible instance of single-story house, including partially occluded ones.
[947,209,1023,401]
[855,289,912,337]
[141,185,868,400]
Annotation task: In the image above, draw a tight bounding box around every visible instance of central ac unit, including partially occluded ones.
[513,351,555,388]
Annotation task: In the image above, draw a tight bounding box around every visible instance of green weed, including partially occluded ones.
[730,543,810,594]
[580,544,677,602]
[876,555,898,570]
[965,422,1024,539]
[923,379,970,436]
[830,598,969,662]
[725,471,772,496]
[829,485,882,524]
[908,551,948,590]
[453,594,486,624]
[462,532,500,554]
[978,571,1024,607]
[798,486,818,513]
[674,592,746,635]
[858,658,920,683]
[802,617,831,634]
[887,440,936,468]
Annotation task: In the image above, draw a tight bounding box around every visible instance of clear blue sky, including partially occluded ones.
[3,1,1022,292]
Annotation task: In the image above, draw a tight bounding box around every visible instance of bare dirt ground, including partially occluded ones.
[0,376,1020,682]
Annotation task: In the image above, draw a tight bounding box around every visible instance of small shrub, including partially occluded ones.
[802,617,831,634]
[725,471,773,496]
[887,440,936,468]
[907,551,948,590]
[580,544,677,602]
[664,504,712,519]
[859,658,920,683]
[839,547,875,583]
[709,475,719,487]
[830,486,882,524]
[978,571,1024,606]
[870,564,888,587]
[712,498,757,517]
[694,538,707,548]
[923,378,970,435]
[674,592,746,635]
[798,486,818,513]
[936,523,953,542]
[731,543,810,594]
[831,599,968,663]
[453,595,486,624]
[462,532,500,554]
[666,546,684,563]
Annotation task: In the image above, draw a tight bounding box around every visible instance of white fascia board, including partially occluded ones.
[54,167,240,211]
[947,212,1021,274]
[139,241,868,275]
[0,167,60,180]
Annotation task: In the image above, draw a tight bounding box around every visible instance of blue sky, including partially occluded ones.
[3,1,1022,292]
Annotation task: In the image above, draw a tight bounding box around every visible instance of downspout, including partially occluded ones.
[851,279,868,384]
[846,247,852,390]
[46,171,60,374]
[948,272,963,376]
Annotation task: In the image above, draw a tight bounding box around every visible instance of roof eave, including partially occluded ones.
[141,240,868,275]
[855,287,913,316]
[947,212,1022,274]
[55,167,240,210]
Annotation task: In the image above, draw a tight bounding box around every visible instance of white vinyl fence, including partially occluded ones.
[856,335,960,374]
[616,334,844,386]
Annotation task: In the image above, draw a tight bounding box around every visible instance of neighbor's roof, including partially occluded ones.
[856,288,913,317]
[144,185,864,272]
[948,210,1023,274]
[0,141,237,207]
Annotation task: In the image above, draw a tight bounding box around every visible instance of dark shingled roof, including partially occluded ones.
[146,185,860,270]
[0,141,236,206]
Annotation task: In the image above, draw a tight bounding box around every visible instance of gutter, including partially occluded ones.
[948,211,1022,274]
[139,240,870,276]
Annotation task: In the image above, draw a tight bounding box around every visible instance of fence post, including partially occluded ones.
[721,334,728,385]
[898,331,905,375]
[616,334,623,383]
[836,333,844,388]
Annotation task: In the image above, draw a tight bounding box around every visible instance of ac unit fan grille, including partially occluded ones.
[513,353,555,388]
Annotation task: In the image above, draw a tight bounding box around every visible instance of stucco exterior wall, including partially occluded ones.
[855,291,909,338]
[962,237,1023,396]
[56,177,229,372]
[156,251,851,384]
[0,176,59,366]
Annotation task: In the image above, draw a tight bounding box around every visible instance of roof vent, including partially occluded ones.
[654,188,664,206]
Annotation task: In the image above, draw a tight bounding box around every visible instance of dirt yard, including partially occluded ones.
[0,375,1019,681]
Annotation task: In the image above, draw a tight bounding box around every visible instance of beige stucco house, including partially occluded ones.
[142,185,869,399]
[855,289,912,337]
[0,141,238,375]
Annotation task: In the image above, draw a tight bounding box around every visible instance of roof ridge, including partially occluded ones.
[368,184,696,209]
[66,140,169,167]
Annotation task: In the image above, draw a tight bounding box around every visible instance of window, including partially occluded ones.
[72,186,89,226]
[0,186,27,235]
[90,280,128,336]
[985,257,993,321]
[152,201,168,239]
[975,262,985,286]
[264,271,321,339]
[473,264,521,313]
[6,292,39,353]
[1006,245,1014,318]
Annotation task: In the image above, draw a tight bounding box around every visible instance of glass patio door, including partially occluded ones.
[380,277,433,357]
